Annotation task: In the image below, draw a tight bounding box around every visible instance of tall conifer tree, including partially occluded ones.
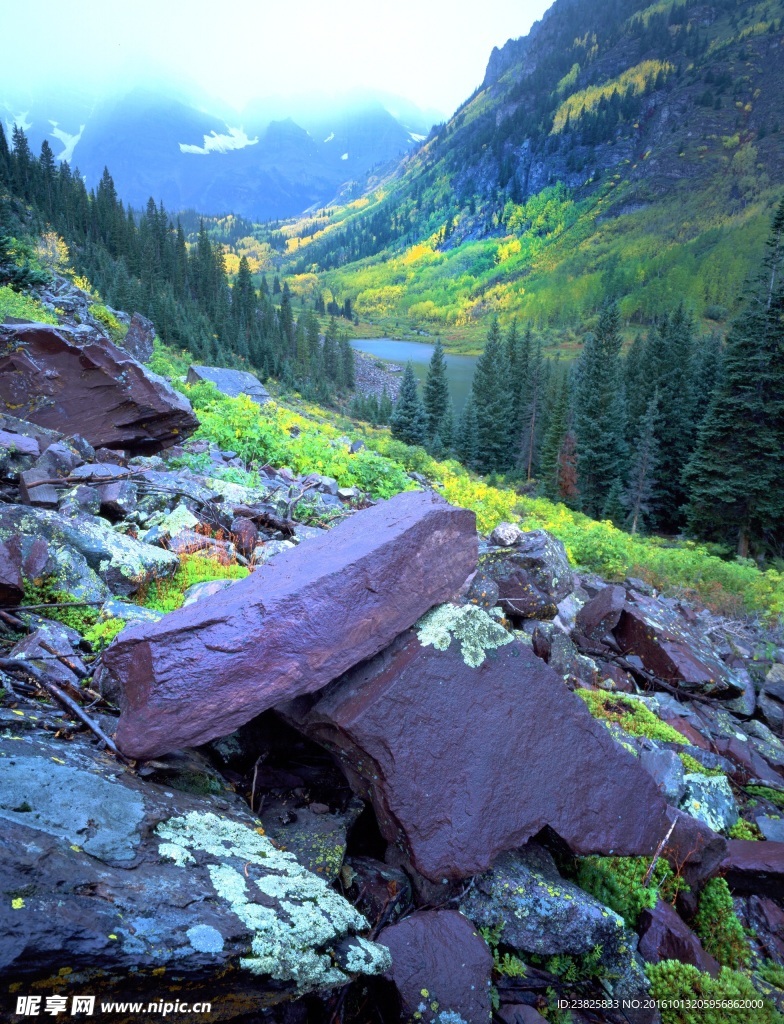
[684,199,784,556]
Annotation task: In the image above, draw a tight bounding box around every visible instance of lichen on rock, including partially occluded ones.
[416,603,513,667]
[155,810,389,992]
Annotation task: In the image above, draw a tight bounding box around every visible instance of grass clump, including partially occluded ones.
[89,303,127,344]
[693,878,751,969]
[576,689,688,745]
[576,856,687,928]
[759,962,784,990]
[729,819,764,840]
[136,553,249,613]
[746,786,784,809]
[83,618,126,651]
[677,752,725,778]
[647,961,783,1023]
[0,285,57,324]
[22,579,99,636]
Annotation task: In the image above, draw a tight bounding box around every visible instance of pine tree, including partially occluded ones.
[540,371,570,499]
[684,199,784,556]
[650,305,697,529]
[391,363,427,446]
[423,338,450,441]
[338,332,355,389]
[472,317,512,473]
[574,302,627,517]
[623,393,660,534]
[456,397,479,469]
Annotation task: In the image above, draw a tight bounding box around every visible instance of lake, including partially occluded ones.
[350,338,478,413]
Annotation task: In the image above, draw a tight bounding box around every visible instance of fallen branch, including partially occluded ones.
[643,817,678,888]
[0,657,129,763]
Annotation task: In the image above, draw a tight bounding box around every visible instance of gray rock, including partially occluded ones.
[100,598,165,625]
[679,773,739,833]
[337,486,358,500]
[258,797,364,882]
[724,667,757,717]
[318,476,339,495]
[756,817,784,842]
[59,484,102,517]
[490,521,524,547]
[186,364,270,405]
[640,747,686,805]
[460,845,651,1002]
[480,529,573,619]
[758,693,784,734]
[764,663,784,702]
[121,312,156,363]
[181,579,238,607]
[252,539,296,564]
[0,504,178,597]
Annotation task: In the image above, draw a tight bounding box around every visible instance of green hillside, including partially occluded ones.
[278,0,784,346]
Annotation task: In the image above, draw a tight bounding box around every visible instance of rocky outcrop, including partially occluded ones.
[0,729,389,1010]
[479,528,573,618]
[0,323,197,453]
[102,492,477,760]
[120,312,156,362]
[0,504,179,597]
[283,616,671,882]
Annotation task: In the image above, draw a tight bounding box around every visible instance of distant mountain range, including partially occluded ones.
[281,0,784,340]
[1,85,440,220]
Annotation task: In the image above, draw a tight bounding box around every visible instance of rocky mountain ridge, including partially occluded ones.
[0,297,783,1022]
[2,86,435,220]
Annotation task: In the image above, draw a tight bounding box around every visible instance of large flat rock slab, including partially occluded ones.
[104,492,477,760]
[283,615,671,881]
[0,323,197,453]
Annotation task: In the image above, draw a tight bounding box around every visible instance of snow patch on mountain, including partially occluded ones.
[324,132,335,143]
[180,126,259,156]
[50,122,85,163]
[341,152,349,160]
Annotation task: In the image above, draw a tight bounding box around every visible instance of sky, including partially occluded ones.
[2,0,552,119]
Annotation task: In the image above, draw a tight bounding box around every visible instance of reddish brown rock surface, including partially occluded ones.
[378,910,493,1024]
[638,900,720,975]
[576,584,626,640]
[720,839,784,897]
[0,324,197,453]
[287,632,670,881]
[104,492,477,760]
[614,594,745,697]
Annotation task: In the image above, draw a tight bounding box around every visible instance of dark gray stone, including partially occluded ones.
[186,364,270,405]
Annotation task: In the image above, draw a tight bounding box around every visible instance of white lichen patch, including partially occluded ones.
[417,604,513,668]
[342,936,392,975]
[155,811,386,992]
[158,841,195,866]
[186,924,225,953]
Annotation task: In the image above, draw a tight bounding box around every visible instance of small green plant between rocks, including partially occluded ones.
[692,877,751,969]
[646,960,784,1024]
[576,855,688,928]
[576,689,688,745]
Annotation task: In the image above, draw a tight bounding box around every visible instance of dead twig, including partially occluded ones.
[643,817,678,888]
[0,657,129,764]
